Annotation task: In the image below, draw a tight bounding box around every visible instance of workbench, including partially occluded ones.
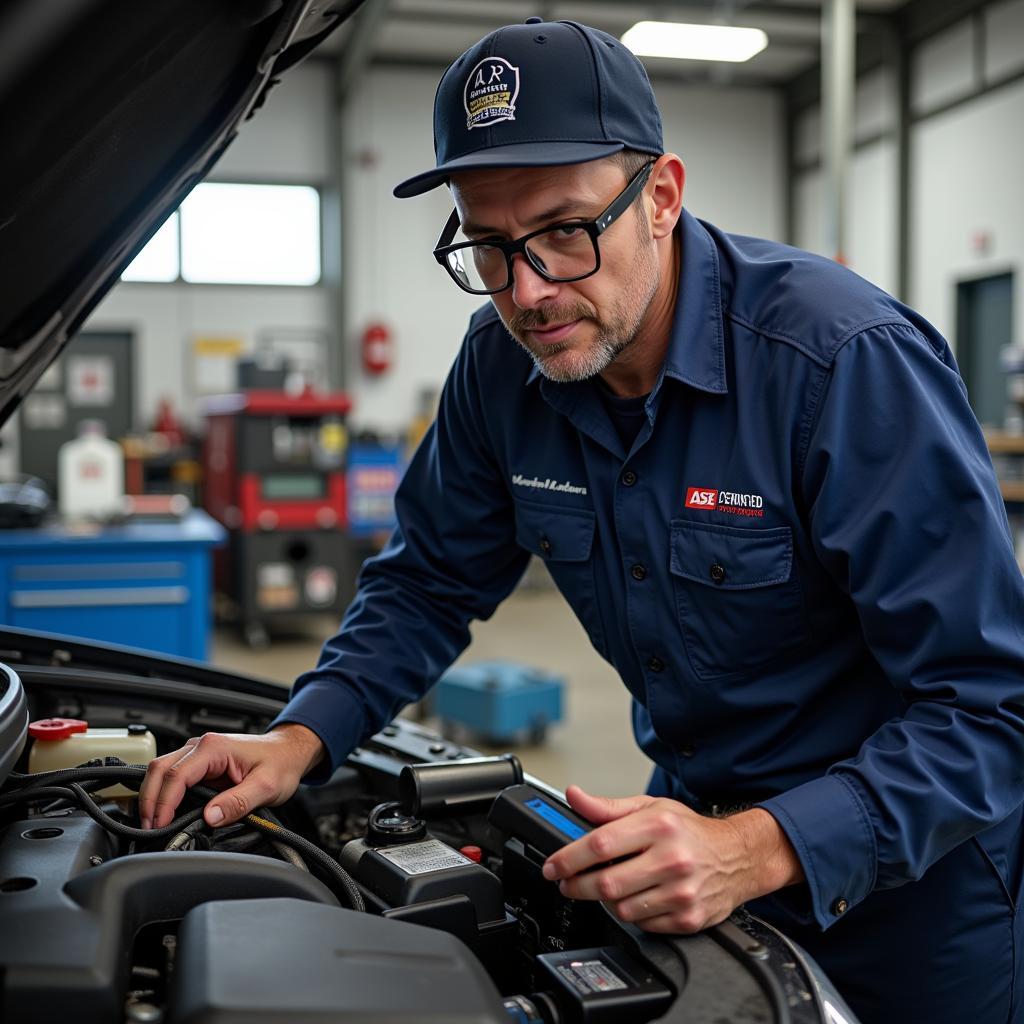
[986,430,1024,504]
[0,511,225,660]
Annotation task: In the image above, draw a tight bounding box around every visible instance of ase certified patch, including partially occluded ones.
[685,487,718,509]
[685,486,765,519]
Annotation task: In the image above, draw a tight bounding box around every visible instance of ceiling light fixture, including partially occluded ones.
[621,21,769,63]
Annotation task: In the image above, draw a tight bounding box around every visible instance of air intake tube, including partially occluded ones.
[399,754,523,818]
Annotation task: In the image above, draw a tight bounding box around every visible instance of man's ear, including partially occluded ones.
[648,154,685,240]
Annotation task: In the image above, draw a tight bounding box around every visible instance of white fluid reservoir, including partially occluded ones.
[28,718,157,798]
[58,420,125,521]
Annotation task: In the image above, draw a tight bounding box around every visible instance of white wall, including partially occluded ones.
[793,67,899,294]
[911,17,977,117]
[343,67,785,433]
[910,80,1024,347]
[794,140,899,296]
[791,7,1024,357]
[83,60,335,428]
[987,0,1024,83]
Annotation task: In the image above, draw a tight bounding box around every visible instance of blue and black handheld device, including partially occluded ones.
[488,783,592,857]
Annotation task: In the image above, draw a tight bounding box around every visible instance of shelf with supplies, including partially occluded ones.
[985,431,1024,505]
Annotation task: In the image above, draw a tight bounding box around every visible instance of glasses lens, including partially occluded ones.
[445,241,508,294]
[525,226,598,282]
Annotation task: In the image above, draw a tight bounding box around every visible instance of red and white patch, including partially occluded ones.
[685,486,765,518]
[685,487,719,509]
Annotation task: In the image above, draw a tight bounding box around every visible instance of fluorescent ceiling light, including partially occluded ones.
[621,21,769,63]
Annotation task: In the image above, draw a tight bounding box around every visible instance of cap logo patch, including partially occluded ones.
[464,57,520,130]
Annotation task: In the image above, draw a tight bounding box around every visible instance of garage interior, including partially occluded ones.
[2,2,1024,1022]
[2,0,1022,797]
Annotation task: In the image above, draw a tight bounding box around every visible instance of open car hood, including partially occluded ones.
[0,0,362,427]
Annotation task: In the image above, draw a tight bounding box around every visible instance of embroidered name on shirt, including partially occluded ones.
[513,473,588,496]
[685,486,764,518]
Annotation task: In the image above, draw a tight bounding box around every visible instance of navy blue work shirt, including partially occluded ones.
[273,208,1024,946]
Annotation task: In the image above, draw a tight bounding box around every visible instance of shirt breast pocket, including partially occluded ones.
[514,498,608,659]
[669,518,808,680]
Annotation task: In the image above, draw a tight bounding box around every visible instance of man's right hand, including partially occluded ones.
[137,723,325,831]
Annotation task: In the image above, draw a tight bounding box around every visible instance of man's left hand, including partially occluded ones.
[542,785,804,934]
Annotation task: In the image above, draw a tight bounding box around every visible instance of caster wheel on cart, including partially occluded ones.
[440,719,467,743]
[528,721,548,746]
[243,621,269,649]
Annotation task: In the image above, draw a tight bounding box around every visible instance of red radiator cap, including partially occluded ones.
[28,718,89,741]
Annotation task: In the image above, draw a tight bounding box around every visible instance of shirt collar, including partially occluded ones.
[525,208,727,395]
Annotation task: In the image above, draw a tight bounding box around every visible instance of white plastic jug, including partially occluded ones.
[58,420,124,521]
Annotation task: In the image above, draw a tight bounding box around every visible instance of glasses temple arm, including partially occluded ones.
[434,208,462,251]
[594,162,655,234]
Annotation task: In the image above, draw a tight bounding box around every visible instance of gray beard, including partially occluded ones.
[504,245,661,383]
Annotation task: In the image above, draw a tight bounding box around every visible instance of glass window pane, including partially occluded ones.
[180,183,321,286]
[121,213,179,282]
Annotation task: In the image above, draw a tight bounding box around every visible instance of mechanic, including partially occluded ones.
[140,19,1024,1023]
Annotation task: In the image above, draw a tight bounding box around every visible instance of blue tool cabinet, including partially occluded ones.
[0,511,225,660]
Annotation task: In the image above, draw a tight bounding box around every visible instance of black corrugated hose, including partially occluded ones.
[0,764,365,911]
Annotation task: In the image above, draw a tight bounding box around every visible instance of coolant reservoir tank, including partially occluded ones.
[27,718,156,798]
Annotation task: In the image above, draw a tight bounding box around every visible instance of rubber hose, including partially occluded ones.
[5,766,361,910]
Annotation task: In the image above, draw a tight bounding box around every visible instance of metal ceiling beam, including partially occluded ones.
[394,0,841,19]
[367,52,792,89]
[896,0,992,44]
[335,0,392,105]
[785,20,891,111]
[383,10,820,50]
[329,0,392,391]
[820,0,855,264]
[783,0,1004,110]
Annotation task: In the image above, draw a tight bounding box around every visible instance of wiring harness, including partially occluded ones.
[0,762,365,911]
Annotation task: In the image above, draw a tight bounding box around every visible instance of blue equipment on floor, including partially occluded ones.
[435,660,564,744]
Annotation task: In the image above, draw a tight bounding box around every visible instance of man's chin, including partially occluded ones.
[530,344,607,383]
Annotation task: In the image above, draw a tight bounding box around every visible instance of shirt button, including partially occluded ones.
[680,742,695,758]
[539,536,552,557]
[709,563,726,584]
[647,657,664,673]
[832,898,849,916]
[631,563,648,581]
[621,469,637,487]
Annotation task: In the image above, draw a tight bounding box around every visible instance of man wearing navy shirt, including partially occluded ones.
[141,19,1024,1022]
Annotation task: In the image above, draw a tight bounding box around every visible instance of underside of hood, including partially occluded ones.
[0,0,361,426]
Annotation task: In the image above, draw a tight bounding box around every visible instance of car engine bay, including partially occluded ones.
[0,633,856,1024]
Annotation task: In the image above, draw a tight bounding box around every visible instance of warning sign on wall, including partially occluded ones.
[67,355,115,407]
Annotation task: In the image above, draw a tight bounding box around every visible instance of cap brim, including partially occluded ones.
[392,140,626,198]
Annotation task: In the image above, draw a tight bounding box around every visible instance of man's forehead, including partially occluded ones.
[450,158,621,223]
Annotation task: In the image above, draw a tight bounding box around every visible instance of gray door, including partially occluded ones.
[19,330,135,491]
[956,272,1014,428]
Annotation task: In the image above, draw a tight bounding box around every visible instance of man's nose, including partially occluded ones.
[510,253,560,309]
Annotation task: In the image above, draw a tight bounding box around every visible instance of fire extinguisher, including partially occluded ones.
[362,322,393,375]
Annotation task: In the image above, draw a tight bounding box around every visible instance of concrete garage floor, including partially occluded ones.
[211,586,654,798]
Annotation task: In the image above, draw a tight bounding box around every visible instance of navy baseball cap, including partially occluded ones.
[393,18,664,199]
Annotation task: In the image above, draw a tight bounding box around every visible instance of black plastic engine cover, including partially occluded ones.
[168,897,510,1023]
[0,837,337,1024]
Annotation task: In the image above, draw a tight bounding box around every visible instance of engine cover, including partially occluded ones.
[168,897,509,1023]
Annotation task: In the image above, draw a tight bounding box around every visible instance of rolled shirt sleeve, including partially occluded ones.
[758,320,1024,929]
[271,319,530,778]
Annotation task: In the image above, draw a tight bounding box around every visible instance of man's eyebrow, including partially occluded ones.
[461,201,594,239]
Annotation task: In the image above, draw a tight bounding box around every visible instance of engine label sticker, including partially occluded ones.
[556,959,629,996]
[378,839,472,875]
